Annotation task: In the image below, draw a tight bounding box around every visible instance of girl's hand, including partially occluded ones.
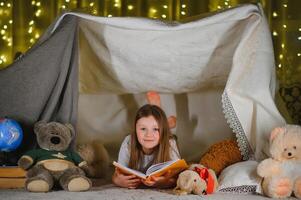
[112,168,141,189]
[142,175,176,188]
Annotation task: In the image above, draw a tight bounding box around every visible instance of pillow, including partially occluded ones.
[217,160,263,194]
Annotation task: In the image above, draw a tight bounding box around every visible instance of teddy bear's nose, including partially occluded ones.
[288,152,292,157]
[51,136,60,144]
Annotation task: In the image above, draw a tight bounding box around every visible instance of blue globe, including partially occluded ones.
[0,118,23,152]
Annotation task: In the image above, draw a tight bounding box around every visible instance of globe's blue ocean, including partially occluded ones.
[0,118,23,152]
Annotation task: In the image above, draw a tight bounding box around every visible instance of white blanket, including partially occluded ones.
[51,4,285,162]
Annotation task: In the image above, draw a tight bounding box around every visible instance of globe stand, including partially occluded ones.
[0,151,25,189]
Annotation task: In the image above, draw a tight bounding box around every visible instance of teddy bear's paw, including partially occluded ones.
[293,177,301,198]
[67,177,91,192]
[270,178,293,198]
[26,179,50,192]
[173,188,189,195]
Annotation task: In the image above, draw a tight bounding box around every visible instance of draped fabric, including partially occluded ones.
[0,16,79,164]
[0,4,285,165]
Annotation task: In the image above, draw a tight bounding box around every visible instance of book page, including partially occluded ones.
[146,159,188,177]
[145,160,177,175]
[113,161,146,179]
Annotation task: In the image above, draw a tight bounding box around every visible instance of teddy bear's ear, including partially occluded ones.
[65,123,75,138]
[34,121,47,135]
[270,127,285,141]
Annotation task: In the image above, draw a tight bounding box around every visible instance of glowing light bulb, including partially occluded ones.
[181,4,186,8]
[150,8,157,13]
[9,20,12,24]
[8,42,11,46]
[1,55,7,62]
[272,12,278,17]
[273,31,278,36]
[62,5,66,9]
[299,28,301,31]
[298,36,301,40]
[35,9,42,17]
[0,30,5,35]
[278,64,282,68]
[283,4,287,8]
[297,53,301,57]
[181,11,186,15]
[283,24,287,28]
[35,33,40,38]
[65,0,70,2]
[281,43,285,48]
[279,54,283,59]
[3,25,7,29]
[31,1,36,5]
[0,2,4,6]
[89,2,94,7]
[28,27,33,34]
[36,2,41,6]
[108,14,112,17]
[163,5,168,9]
[114,3,120,8]
[29,20,34,25]
[7,3,11,7]
[161,14,167,19]
[127,5,133,10]
[217,6,222,9]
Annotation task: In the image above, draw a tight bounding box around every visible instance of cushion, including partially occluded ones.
[217,160,263,194]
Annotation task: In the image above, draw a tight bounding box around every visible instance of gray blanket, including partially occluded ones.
[0,16,79,164]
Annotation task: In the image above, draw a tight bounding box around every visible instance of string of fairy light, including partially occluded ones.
[0,0,300,86]
[29,1,42,45]
[0,1,12,65]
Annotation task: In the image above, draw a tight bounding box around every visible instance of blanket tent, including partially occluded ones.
[0,4,285,167]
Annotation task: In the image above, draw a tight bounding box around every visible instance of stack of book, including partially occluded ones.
[0,166,26,189]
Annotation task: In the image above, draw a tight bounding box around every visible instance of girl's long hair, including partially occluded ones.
[129,104,172,171]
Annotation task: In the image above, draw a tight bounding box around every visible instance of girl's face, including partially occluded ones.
[136,115,160,154]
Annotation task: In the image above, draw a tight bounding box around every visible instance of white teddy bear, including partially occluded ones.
[257,125,301,198]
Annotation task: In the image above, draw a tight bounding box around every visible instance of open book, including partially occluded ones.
[113,159,188,180]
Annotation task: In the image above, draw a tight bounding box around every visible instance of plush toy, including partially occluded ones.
[257,125,301,199]
[199,139,243,176]
[146,91,176,129]
[77,140,110,178]
[174,164,218,195]
[18,121,92,192]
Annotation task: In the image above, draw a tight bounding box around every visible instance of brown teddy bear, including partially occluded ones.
[18,121,92,192]
[257,125,301,198]
[76,140,110,178]
[174,164,218,195]
[199,139,243,176]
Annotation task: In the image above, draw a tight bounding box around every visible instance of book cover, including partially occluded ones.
[113,159,188,180]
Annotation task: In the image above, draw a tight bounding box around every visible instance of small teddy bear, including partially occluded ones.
[257,125,301,198]
[18,121,92,192]
[174,164,218,195]
[76,140,110,178]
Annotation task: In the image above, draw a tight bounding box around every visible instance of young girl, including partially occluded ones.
[112,104,180,189]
